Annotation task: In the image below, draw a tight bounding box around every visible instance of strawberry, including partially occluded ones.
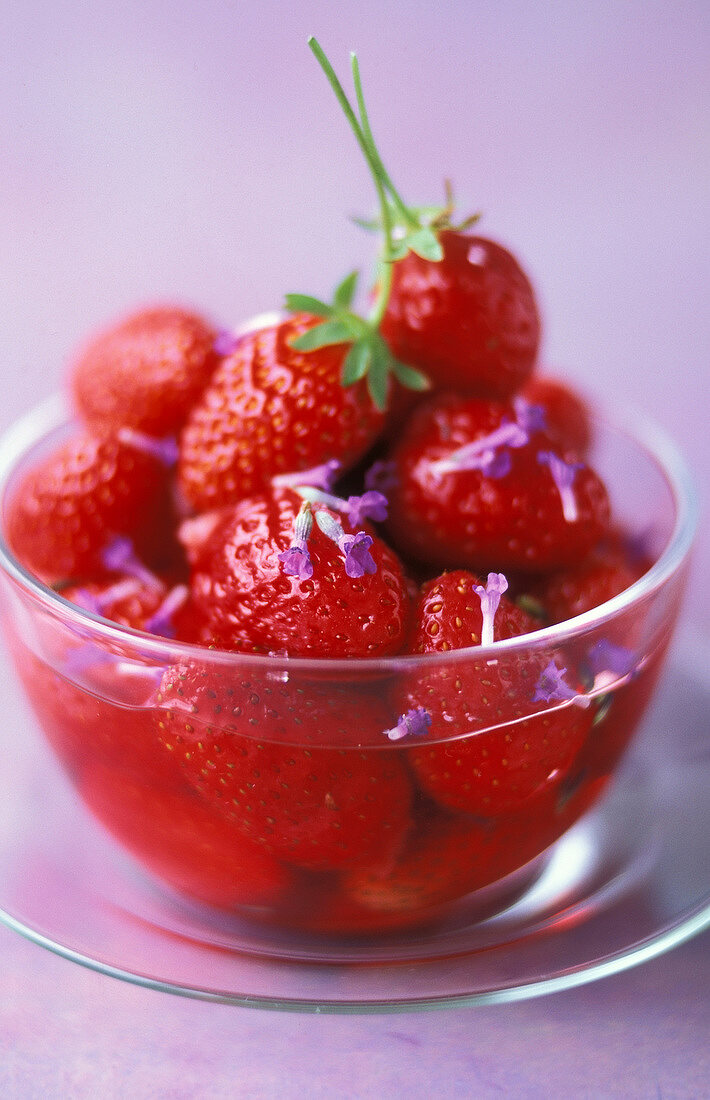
[521,374,592,455]
[177,314,387,512]
[6,431,171,584]
[70,305,219,437]
[343,801,562,916]
[155,661,414,872]
[400,570,592,815]
[385,392,610,573]
[305,42,539,400]
[80,762,291,910]
[184,487,411,658]
[381,232,540,398]
[533,535,645,624]
[16,646,173,788]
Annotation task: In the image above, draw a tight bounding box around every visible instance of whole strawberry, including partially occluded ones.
[381,231,540,398]
[155,661,414,872]
[6,432,171,583]
[385,392,610,573]
[80,762,292,910]
[532,535,645,624]
[400,570,592,815]
[521,374,592,455]
[184,487,411,658]
[71,305,219,437]
[178,314,387,512]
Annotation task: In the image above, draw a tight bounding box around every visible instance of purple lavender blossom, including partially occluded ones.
[278,543,313,580]
[587,639,637,679]
[431,420,527,479]
[513,397,547,435]
[213,329,240,356]
[339,532,377,578]
[278,501,314,580]
[101,537,163,589]
[537,451,583,523]
[314,510,378,578]
[533,660,590,708]
[364,460,397,495]
[144,585,190,639]
[346,490,388,526]
[273,459,342,493]
[473,572,509,646]
[384,707,433,742]
[117,428,179,467]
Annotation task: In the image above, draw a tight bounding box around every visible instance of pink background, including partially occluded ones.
[1,1,709,1094]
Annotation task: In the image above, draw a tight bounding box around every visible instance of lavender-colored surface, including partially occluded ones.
[1,1,709,1095]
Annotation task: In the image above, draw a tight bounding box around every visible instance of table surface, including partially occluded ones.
[2,2,709,1095]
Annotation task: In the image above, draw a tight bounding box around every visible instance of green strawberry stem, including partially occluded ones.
[307,37,400,319]
[348,52,420,240]
[286,39,435,409]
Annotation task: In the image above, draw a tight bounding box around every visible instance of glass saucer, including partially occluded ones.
[0,645,708,1013]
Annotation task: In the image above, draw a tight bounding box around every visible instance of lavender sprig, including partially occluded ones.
[473,572,508,646]
[384,707,432,742]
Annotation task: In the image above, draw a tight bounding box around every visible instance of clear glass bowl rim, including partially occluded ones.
[0,393,698,675]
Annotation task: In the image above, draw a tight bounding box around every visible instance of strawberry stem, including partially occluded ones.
[308,38,405,325]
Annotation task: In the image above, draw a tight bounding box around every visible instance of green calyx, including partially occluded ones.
[285,36,475,412]
[285,270,429,411]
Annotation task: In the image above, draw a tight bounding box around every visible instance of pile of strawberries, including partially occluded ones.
[3,42,649,930]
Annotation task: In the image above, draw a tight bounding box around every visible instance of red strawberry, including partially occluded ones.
[386,393,610,572]
[16,646,174,789]
[80,762,291,910]
[343,800,564,916]
[184,488,411,658]
[70,305,219,436]
[533,536,645,624]
[521,374,592,455]
[6,431,170,583]
[155,661,414,872]
[400,571,592,815]
[178,314,386,512]
[381,232,540,398]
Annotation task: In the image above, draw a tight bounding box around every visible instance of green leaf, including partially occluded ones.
[334,270,359,309]
[405,226,444,262]
[366,338,390,411]
[290,319,353,352]
[341,340,371,386]
[284,293,333,317]
[391,359,431,392]
[388,238,410,261]
[351,214,381,233]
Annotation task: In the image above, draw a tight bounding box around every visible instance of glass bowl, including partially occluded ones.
[0,395,697,943]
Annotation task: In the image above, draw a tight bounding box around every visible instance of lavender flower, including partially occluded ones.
[294,485,388,525]
[144,585,190,639]
[117,427,179,467]
[513,396,546,435]
[273,459,342,493]
[314,510,378,578]
[213,329,240,356]
[364,460,397,495]
[101,537,163,590]
[537,451,583,523]
[346,490,388,525]
[533,660,590,708]
[278,501,314,580]
[587,639,637,679]
[384,707,432,742]
[473,572,509,646]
